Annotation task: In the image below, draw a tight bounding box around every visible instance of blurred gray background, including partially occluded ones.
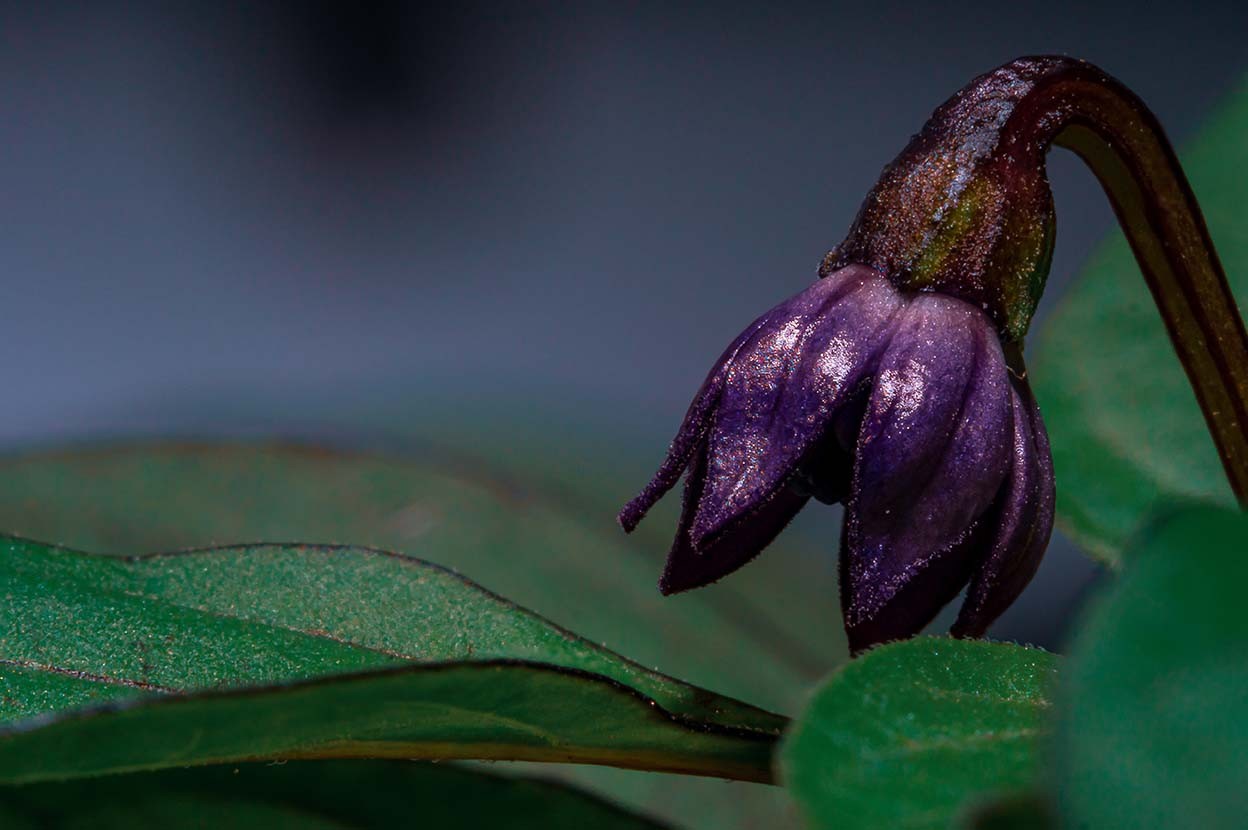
[1,1,1244,648]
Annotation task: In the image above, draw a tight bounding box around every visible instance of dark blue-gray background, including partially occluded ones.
[2,2,1243,648]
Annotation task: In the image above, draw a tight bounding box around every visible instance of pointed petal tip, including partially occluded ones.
[656,560,704,596]
[658,564,737,596]
[655,531,747,597]
[618,339,737,533]
[616,499,644,533]
[617,477,670,533]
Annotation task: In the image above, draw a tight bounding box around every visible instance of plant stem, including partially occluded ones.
[1014,58,1248,503]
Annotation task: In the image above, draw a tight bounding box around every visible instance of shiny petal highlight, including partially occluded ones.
[690,265,903,548]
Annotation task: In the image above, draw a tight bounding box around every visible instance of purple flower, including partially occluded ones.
[618,264,1054,654]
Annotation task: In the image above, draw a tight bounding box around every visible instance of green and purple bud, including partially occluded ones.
[827,59,1064,341]
[620,55,1246,654]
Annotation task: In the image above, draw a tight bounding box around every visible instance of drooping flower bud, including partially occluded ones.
[620,55,1248,654]
[619,260,1054,654]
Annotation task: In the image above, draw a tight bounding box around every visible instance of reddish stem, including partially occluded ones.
[1014,58,1248,502]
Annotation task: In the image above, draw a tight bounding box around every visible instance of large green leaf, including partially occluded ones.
[0,443,815,829]
[0,443,836,714]
[0,537,778,783]
[781,638,1059,830]
[0,761,668,829]
[1056,507,1248,829]
[1031,76,1248,566]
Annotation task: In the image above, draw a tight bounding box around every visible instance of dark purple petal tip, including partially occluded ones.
[660,485,810,595]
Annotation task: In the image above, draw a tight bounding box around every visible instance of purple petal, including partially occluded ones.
[657,435,711,591]
[951,375,1055,638]
[689,265,904,547]
[841,294,1013,654]
[617,296,782,532]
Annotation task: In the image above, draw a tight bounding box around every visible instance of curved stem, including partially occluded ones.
[1014,60,1248,503]
[839,57,1248,500]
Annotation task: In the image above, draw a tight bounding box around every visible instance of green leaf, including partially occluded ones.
[0,761,670,829]
[1056,506,1248,829]
[1031,76,1248,566]
[781,638,1059,830]
[0,538,779,784]
[0,443,816,829]
[0,443,837,714]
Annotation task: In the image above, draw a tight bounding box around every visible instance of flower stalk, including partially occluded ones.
[1043,61,1248,503]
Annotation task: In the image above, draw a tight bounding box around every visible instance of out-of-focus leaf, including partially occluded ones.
[0,761,670,829]
[0,538,779,784]
[781,638,1058,830]
[1056,507,1248,829]
[1031,77,1248,566]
